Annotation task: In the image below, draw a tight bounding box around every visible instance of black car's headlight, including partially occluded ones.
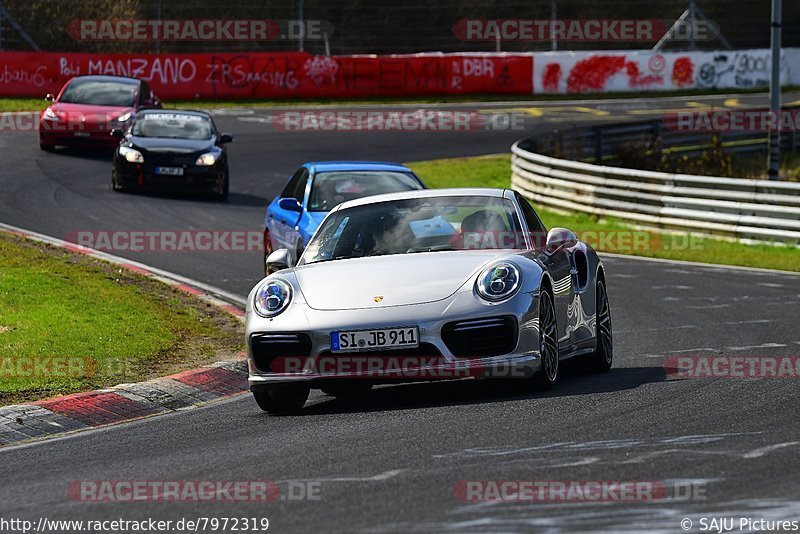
[195,152,218,166]
[476,262,521,302]
[119,146,143,163]
[254,278,292,317]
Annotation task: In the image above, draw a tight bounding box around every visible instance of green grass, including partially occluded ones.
[0,233,243,405]
[0,98,49,112]
[406,154,800,273]
[0,85,790,112]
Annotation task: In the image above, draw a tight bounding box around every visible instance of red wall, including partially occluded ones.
[0,52,533,99]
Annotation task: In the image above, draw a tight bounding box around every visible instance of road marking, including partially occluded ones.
[652,285,693,290]
[281,469,405,483]
[742,442,800,459]
[726,343,787,351]
[600,252,800,277]
[628,106,712,115]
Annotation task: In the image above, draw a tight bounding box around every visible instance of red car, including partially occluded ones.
[39,75,162,151]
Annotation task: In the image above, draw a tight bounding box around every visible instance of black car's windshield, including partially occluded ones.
[59,79,137,106]
[308,171,422,212]
[132,113,214,140]
[302,195,524,265]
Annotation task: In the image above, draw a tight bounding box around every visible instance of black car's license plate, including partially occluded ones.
[155,166,184,176]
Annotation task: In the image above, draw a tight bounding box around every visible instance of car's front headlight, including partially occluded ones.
[476,262,521,302]
[119,146,143,163]
[254,278,292,317]
[195,152,217,166]
[43,108,59,121]
[115,112,132,123]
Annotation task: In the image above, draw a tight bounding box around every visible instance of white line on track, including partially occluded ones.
[742,442,800,459]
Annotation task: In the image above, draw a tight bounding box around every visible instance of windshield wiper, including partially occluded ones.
[405,246,453,253]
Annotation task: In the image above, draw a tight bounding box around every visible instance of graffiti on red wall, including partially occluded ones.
[671,57,695,88]
[0,52,533,98]
[541,54,669,93]
[542,63,562,92]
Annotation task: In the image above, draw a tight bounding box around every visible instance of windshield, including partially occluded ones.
[308,171,422,212]
[302,195,523,264]
[59,79,137,106]
[131,113,214,140]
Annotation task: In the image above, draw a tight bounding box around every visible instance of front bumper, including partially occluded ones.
[114,160,225,192]
[246,287,542,389]
[39,127,120,148]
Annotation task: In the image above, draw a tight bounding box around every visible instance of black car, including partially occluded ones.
[111,110,233,199]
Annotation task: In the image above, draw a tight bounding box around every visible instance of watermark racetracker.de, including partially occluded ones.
[665,356,800,379]
[665,109,800,132]
[453,18,713,43]
[68,479,321,502]
[68,19,333,42]
[64,230,264,253]
[452,479,708,502]
[0,355,132,379]
[265,110,528,132]
[61,229,705,254]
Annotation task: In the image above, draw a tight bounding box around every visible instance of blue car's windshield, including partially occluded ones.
[308,171,422,212]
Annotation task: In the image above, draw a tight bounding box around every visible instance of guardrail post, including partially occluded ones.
[593,127,603,163]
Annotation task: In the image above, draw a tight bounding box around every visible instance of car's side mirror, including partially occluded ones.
[110,128,124,138]
[45,94,55,102]
[278,197,302,213]
[266,248,294,274]
[545,228,578,254]
[219,133,234,144]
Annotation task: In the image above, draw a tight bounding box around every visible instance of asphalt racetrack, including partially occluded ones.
[1,93,799,533]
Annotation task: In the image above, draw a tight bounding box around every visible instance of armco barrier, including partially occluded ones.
[511,139,800,245]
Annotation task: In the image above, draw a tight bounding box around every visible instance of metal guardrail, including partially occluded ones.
[511,140,800,245]
[528,115,800,164]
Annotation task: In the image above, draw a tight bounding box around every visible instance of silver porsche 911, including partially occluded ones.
[245,188,612,414]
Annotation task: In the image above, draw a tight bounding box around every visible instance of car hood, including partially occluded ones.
[294,250,512,311]
[130,136,215,154]
[50,102,132,122]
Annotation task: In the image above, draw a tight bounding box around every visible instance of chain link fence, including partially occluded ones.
[1,0,798,54]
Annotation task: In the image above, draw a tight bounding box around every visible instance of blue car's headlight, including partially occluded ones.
[476,262,521,302]
[254,278,292,317]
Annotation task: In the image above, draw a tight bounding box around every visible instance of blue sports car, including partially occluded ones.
[263,161,426,273]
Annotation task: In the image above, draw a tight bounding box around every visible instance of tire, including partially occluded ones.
[111,168,123,192]
[252,385,309,415]
[533,289,559,389]
[588,280,613,373]
[320,381,372,399]
[215,171,229,201]
[40,143,55,152]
